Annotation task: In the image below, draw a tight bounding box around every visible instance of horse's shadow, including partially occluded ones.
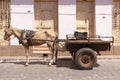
[12,58,76,68]
[14,61,47,66]
[0,59,48,66]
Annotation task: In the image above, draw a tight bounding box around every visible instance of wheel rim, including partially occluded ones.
[80,54,91,64]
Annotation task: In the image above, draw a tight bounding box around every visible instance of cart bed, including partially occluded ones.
[66,34,113,53]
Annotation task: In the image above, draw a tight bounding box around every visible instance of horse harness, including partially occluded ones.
[19,29,35,46]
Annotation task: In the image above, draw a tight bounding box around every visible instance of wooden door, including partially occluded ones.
[33,0,58,54]
[34,0,58,32]
[76,0,94,35]
[0,0,10,46]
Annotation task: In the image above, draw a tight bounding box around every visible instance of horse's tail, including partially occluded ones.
[57,41,66,52]
[44,31,66,51]
[53,32,67,51]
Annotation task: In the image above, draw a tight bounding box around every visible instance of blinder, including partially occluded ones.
[4,29,11,41]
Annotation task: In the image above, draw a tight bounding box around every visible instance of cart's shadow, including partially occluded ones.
[56,58,76,69]
[56,58,100,70]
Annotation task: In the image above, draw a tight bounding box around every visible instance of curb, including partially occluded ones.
[0,55,120,63]
[98,55,120,60]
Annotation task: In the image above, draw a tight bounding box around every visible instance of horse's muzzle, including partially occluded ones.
[4,35,10,41]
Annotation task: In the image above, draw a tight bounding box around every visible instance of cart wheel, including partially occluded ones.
[75,48,97,70]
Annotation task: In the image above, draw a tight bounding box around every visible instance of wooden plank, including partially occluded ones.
[67,40,112,44]
[33,0,58,54]
[34,0,58,32]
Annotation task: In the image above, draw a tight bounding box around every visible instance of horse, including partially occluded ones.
[4,27,58,66]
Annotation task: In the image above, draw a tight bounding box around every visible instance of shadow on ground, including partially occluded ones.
[0,57,100,70]
[56,58,100,70]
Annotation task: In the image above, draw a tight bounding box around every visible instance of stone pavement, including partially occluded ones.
[98,55,120,59]
[0,55,120,80]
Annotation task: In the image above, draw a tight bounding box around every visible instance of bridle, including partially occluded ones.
[4,29,15,41]
[4,31,9,41]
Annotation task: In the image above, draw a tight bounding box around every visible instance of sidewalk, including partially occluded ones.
[0,55,120,63]
[98,55,120,60]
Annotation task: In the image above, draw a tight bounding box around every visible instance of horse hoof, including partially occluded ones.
[25,63,29,66]
[48,63,52,67]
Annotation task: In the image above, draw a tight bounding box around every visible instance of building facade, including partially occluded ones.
[0,0,120,54]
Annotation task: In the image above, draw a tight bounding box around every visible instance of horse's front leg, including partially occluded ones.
[23,45,30,66]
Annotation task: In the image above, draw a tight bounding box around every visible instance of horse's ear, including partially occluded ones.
[5,25,10,29]
[7,25,10,28]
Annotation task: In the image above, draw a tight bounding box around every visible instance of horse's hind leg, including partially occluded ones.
[49,49,57,66]
[47,42,58,66]
[23,45,30,66]
[52,43,58,64]
[47,43,53,66]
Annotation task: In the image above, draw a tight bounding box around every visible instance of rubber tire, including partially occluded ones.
[75,48,97,70]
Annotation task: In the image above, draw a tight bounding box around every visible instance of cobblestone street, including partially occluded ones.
[0,56,120,80]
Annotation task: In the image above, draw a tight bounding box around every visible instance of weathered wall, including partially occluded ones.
[58,0,76,39]
[10,0,34,45]
[95,0,113,37]
[1,0,118,56]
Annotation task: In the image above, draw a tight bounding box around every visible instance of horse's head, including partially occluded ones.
[4,28,13,41]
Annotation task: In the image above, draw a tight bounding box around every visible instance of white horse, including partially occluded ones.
[4,27,58,66]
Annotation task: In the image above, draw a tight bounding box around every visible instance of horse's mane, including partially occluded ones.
[10,27,22,33]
